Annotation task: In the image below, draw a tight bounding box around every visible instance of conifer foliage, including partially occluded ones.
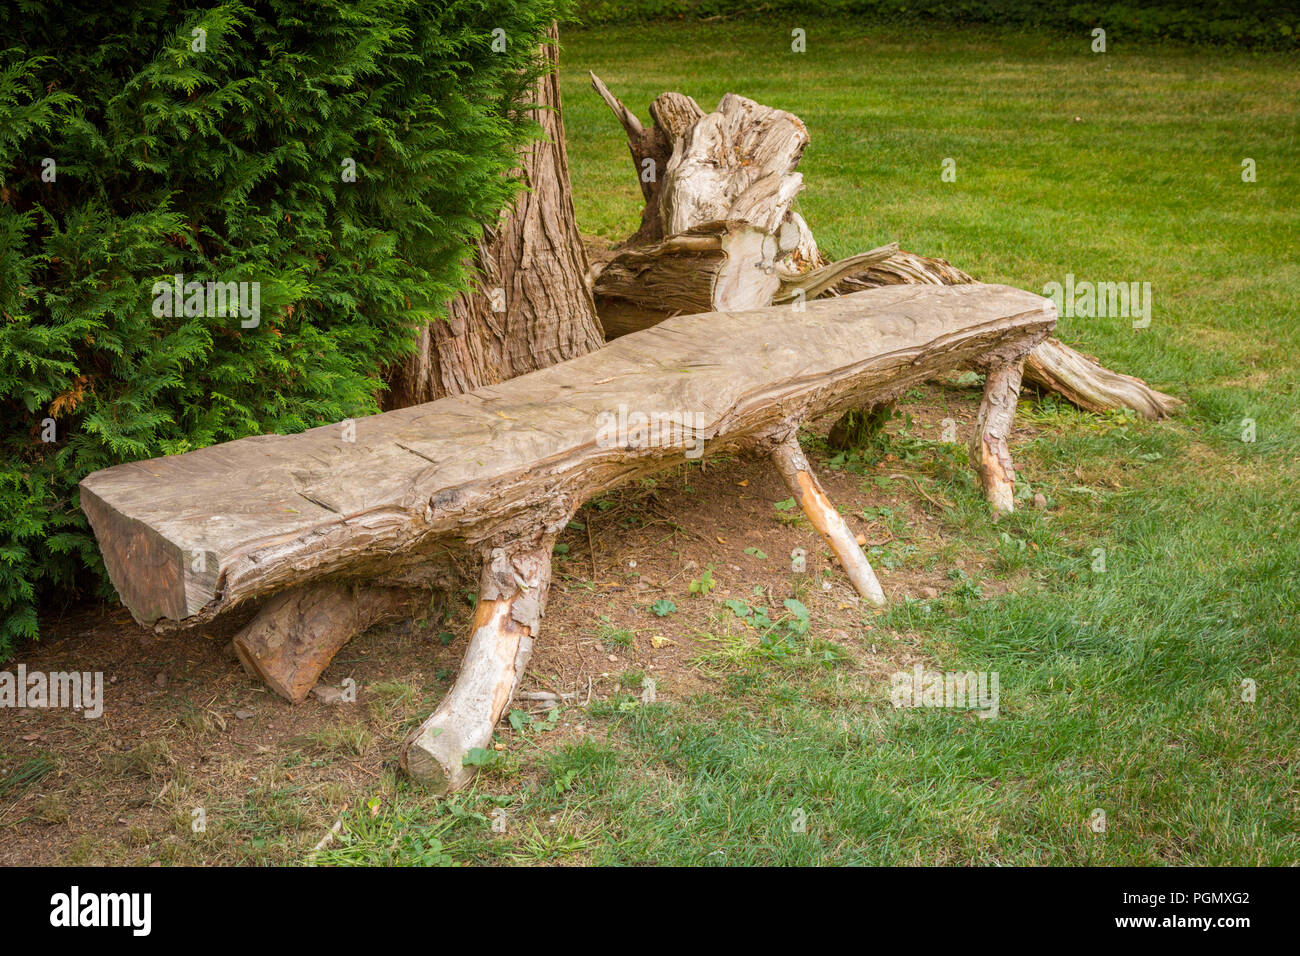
[0,0,563,654]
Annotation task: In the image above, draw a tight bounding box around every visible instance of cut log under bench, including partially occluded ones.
[79,283,1055,790]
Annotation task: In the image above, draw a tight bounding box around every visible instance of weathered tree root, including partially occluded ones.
[834,254,1183,420]
[1021,336,1183,419]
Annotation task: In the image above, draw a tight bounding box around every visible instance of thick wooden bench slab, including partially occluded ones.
[82,283,1052,626]
[80,282,1054,789]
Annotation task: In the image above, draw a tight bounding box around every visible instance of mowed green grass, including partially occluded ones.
[316,23,1299,866]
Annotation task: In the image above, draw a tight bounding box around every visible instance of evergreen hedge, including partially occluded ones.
[574,1,1299,50]
[0,0,562,656]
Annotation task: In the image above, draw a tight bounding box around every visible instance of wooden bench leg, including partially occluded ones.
[401,541,554,792]
[233,583,420,703]
[769,431,887,606]
[970,358,1025,513]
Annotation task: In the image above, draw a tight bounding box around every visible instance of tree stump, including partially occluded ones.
[586,76,1181,420]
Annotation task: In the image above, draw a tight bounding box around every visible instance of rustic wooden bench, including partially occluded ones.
[80,283,1055,790]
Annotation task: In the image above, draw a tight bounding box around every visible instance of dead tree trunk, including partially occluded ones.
[586,77,1181,420]
[384,26,605,409]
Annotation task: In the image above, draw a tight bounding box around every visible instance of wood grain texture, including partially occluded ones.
[80,283,1055,629]
[971,359,1026,513]
[1022,337,1182,419]
[593,220,782,329]
[662,93,807,238]
[589,73,703,247]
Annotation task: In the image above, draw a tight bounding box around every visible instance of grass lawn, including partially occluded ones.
[6,21,1296,866]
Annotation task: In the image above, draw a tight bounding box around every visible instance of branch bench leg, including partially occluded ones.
[233,583,420,703]
[970,358,1026,513]
[401,542,554,793]
[769,431,887,606]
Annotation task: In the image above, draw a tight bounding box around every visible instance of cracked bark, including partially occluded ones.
[384,25,604,409]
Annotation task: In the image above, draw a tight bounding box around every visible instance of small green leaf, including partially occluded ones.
[462,747,498,768]
[689,567,716,596]
[724,598,752,618]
